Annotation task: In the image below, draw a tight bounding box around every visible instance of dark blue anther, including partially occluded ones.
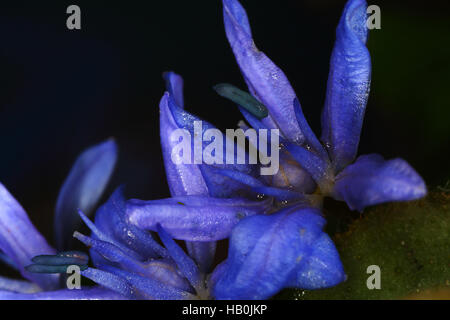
[213,83,269,119]
[26,251,89,274]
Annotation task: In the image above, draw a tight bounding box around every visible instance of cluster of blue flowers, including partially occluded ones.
[0,0,426,300]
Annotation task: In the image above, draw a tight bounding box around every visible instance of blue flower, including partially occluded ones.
[217,0,426,210]
[0,0,427,301]
[155,73,345,299]
[0,140,118,299]
[79,0,425,300]
[211,205,345,299]
[57,69,275,299]
[199,0,427,299]
[18,185,271,299]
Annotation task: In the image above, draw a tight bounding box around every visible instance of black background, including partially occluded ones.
[1,0,449,277]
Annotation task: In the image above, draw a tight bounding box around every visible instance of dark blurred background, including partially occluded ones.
[0,0,449,276]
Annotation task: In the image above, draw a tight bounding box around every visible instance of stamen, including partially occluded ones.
[26,251,89,274]
[213,83,268,119]
[25,264,87,273]
[32,251,89,266]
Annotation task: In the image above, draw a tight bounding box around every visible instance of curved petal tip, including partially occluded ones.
[289,233,346,290]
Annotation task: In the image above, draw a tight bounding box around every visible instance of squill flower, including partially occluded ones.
[56,71,275,299]
[140,0,427,300]
[113,0,426,300]
[4,87,273,299]
[215,0,426,210]
[150,68,346,299]
[62,66,338,300]
[0,0,427,301]
[70,188,271,299]
[0,140,118,299]
[19,59,342,300]
[204,0,427,299]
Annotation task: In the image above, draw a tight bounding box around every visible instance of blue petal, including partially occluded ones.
[333,154,427,211]
[97,265,195,300]
[74,232,192,292]
[223,0,322,149]
[285,142,332,189]
[213,205,343,299]
[288,233,346,290]
[126,195,271,241]
[159,92,209,197]
[81,267,135,298]
[292,99,328,159]
[0,183,59,290]
[0,287,127,300]
[0,251,18,270]
[160,80,218,276]
[54,139,118,250]
[233,109,320,194]
[208,261,228,290]
[92,188,168,259]
[156,224,202,293]
[0,276,41,294]
[198,165,254,199]
[77,209,143,261]
[163,71,185,108]
[137,259,193,293]
[211,167,305,201]
[321,0,371,172]
[185,241,216,274]
[74,231,135,265]
[270,151,317,194]
[163,90,257,198]
[233,108,320,194]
